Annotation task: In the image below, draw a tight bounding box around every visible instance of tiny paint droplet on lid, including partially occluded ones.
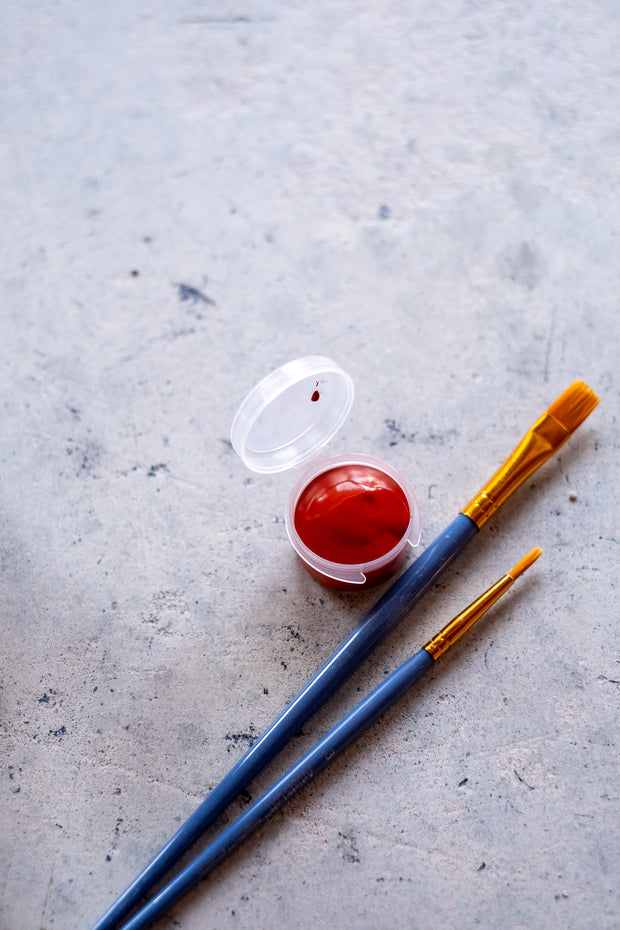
[311,390,320,402]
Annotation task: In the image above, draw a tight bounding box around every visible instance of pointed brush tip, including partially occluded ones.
[509,547,543,579]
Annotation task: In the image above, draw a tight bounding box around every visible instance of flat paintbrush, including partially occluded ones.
[91,381,598,930]
[118,548,542,930]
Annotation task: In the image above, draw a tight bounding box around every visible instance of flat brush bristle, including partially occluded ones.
[547,381,599,433]
[509,547,542,579]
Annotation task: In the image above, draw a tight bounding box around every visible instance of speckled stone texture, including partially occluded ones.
[1,3,618,929]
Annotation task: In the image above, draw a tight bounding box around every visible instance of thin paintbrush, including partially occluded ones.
[118,548,542,930]
[91,382,598,930]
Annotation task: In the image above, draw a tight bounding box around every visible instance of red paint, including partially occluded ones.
[311,390,320,402]
[293,463,410,566]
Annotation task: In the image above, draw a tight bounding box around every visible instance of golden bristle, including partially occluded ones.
[547,381,599,434]
[509,547,542,580]
[424,548,542,659]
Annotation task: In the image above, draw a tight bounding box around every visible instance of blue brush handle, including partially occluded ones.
[92,513,477,930]
[120,648,436,930]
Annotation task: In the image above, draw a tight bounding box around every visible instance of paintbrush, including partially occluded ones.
[91,381,598,930]
[117,548,542,930]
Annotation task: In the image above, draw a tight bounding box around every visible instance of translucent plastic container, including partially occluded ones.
[231,357,421,590]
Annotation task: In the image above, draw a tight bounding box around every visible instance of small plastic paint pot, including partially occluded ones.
[231,356,421,590]
[287,453,420,590]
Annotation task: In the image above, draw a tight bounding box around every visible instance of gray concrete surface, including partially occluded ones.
[1,3,619,929]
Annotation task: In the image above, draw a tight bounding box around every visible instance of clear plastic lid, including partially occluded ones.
[231,356,355,474]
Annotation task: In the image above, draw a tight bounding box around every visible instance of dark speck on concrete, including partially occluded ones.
[176,283,216,305]
[225,726,259,749]
[147,463,169,477]
[378,204,390,219]
[338,832,361,864]
[385,418,458,447]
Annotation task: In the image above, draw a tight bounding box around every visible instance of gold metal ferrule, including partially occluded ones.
[461,412,571,528]
[423,574,514,660]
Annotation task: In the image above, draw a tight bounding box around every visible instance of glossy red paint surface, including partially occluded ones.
[293,462,410,565]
